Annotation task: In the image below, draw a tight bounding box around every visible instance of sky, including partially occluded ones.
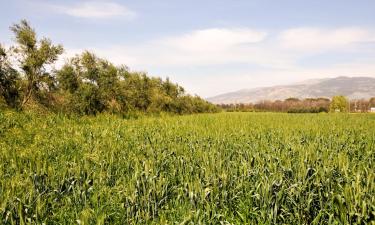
[1,0,375,97]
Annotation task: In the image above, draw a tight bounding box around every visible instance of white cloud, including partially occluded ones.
[53,1,136,19]
[60,27,375,97]
[161,28,267,52]
[98,27,374,70]
[279,27,375,52]
[88,28,295,69]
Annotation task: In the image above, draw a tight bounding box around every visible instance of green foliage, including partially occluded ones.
[221,98,331,113]
[10,20,64,108]
[55,51,218,115]
[369,97,375,107]
[288,107,328,113]
[0,112,374,224]
[0,20,218,115]
[0,45,20,108]
[330,95,349,112]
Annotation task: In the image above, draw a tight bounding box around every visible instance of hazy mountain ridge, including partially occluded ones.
[207,76,375,104]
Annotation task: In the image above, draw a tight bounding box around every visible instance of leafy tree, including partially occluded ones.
[2,20,219,115]
[56,64,80,94]
[330,95,349,112]
[0,45,20,108]
[10,20,63,108]
[56,52,112,114]
[74,83,105,115]
[369,97,375,107]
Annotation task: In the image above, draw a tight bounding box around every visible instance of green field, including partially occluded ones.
[0,111,374,224]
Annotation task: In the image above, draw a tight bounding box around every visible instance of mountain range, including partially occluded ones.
[207,76,375,104]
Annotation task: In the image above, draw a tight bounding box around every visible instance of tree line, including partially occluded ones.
[219,96,375,113]
[0,20,219,115]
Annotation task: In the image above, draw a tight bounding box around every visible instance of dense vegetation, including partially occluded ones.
[219,97,375,113]
[219,98,331,113]
[0,20,218,115]
[0,111,374,224]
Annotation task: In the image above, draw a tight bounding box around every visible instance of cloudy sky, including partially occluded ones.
[1,0,375,97]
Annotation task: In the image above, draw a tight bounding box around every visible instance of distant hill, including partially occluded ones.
[207,76,375,104]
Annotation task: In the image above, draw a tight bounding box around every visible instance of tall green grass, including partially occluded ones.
[0,111,374,224]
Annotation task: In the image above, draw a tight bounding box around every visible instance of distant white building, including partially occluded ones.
[371,107,375,113]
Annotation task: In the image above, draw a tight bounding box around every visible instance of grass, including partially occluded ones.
[0,111,374,224]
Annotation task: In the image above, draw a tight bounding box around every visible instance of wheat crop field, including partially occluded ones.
[0,111,374,224]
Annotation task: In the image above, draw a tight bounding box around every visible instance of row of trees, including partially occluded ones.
[219,96,375,113]
[0,20,219,115]
[349,98,375,112]
[219,98,331,113]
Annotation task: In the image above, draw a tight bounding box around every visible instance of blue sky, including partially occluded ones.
[1,0,375,97]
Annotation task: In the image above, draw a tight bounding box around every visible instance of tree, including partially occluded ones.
[330,95,349,112]
[10,20,63,108]
[369,97,375,107]
[0,45,20,108]
[56,64,80,94]
[1,20,219,115]
[56,52,112,114]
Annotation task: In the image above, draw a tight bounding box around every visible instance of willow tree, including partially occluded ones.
[330,95,349,112]
[10,20,63,108]
[0,44,20,108]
